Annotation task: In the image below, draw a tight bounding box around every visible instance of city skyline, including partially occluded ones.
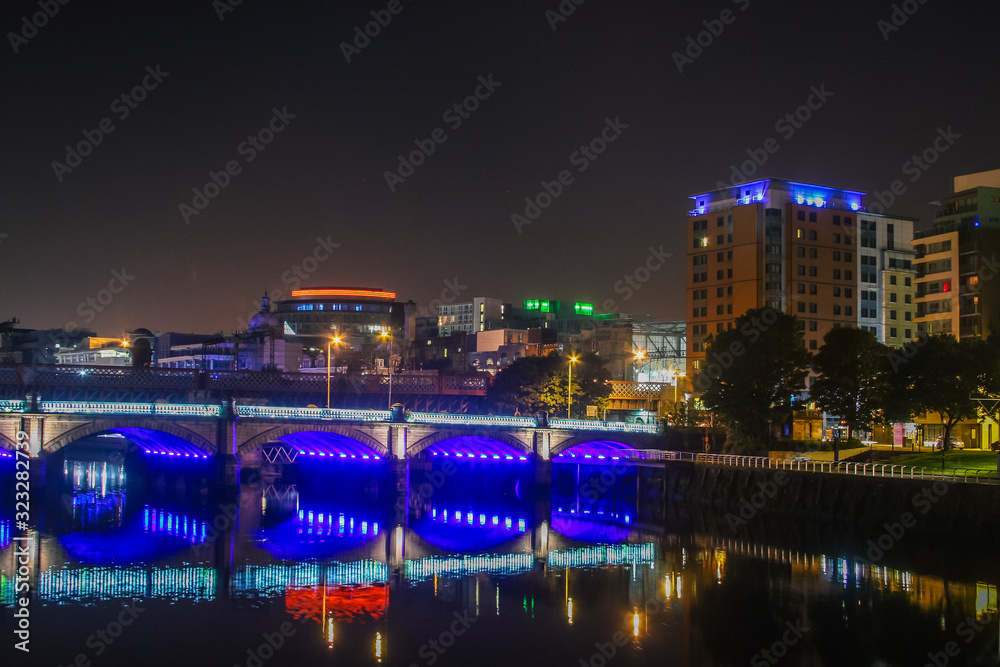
[3,0,999,335]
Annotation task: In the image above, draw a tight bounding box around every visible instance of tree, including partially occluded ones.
[905,334,981,451]
[486,351,611,418]
[485,353,560,415]
[698,308,811,447]
[810,327,890,461]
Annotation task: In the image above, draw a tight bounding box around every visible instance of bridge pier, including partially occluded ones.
[389,458,409,527]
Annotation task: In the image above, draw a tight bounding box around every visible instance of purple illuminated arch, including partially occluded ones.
[112,427,211,459]
[282,431,383,460]
[552,440,636,461]
[422,436,529,462]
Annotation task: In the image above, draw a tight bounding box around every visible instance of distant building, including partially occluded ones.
[685,178,918,377]
[54,337,131,366]
[0,327,95,365]
[469,328,558,373]
[914,170,1000,339]
[437,297,505,336]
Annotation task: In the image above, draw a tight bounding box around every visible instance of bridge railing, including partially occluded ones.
[0,399,26,413]
[407,412,537,428]
[38,401,222,417]
[234,405,393,422]
[548,418,660,434]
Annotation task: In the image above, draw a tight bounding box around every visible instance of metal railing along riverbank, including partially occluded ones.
[558,450,999,485]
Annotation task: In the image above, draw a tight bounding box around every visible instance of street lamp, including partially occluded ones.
[567,355,578,419]
[380,331,393,409]
[326,336,340,409]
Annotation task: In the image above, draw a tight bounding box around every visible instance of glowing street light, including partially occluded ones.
[326,336,341,409]
[567,354,579,418]
[380,331,393,409]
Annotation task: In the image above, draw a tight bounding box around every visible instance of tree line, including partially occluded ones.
[698,308,999,453]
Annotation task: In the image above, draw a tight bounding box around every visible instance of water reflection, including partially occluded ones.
[0,453,998,666]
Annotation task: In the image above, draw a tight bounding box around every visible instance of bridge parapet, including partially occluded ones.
[39,401,221,417]
[234,405,391,422]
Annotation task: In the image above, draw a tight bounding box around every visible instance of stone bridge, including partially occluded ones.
[0,399,663,469]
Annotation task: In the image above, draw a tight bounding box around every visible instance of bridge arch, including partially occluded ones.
[0,432,18,452]
[407,430,533,458]
[550,434,652,458]
[43,420,217,457]
[237,424,389,459]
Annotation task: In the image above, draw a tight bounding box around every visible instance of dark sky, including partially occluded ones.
[2,0,998,336]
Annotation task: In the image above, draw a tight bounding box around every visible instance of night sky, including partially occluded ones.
[2,0,998,336]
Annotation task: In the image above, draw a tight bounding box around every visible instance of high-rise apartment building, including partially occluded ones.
[685,179,916,376]
[914,170,1000,339]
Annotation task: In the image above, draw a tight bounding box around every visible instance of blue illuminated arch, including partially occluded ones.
[112,427,211,459]
[552,440,636,460]
[238,425,387,459]
[408,432,532,460]
[44,420,215,457]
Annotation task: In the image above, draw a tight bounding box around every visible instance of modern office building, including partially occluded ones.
[437,297,505,336]
[914,170,1000,339]
[685,178,917,377]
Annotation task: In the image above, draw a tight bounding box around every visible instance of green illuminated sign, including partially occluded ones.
[574,303,594,315]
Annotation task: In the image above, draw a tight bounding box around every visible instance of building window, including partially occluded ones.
[833,305,842,315]
[717,234,724,244]
[717,252,724,261]
[809,303,817,313]
[905,277,911,287]
[890,293,897,302]
[890,275,897,285]
[808,230,817,241]
[845,252,852,262]
[797,283,805,294]
[797,210,806,221]
[833,215,841,225]
[809,211,817,222]
[904,294,911,304]
[845,288,853,298]
[798,302,806,313]
[717,270,725,279]
[809,248,818,259]
[809,266,818,277]
[905,329,911,338]
[797,229,804,239]
[833,287,841,297]
[809,339,818,350]
[847,271,853,281]
[727,286,733,295]
[797,265,806,276]
[890,327,897,338]
[717,216,724,227]
[717,287,724,297]
[717,323,724,332]
[846,306,852,316]
[797,247,805,257]
[833,269,841,279]
[809,284,817,295]
[833,251,841,261]
[717,305,724,315]
[890,310,897,320]
[905,311,912,321]
[727,304,733,314]
[834,233,841,243]
[871,308,877,318]
[809,321,817,332]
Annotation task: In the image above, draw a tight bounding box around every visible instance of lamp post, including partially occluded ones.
[326,336,340,409]
[567,355,578,419]
[380,331,393,409]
